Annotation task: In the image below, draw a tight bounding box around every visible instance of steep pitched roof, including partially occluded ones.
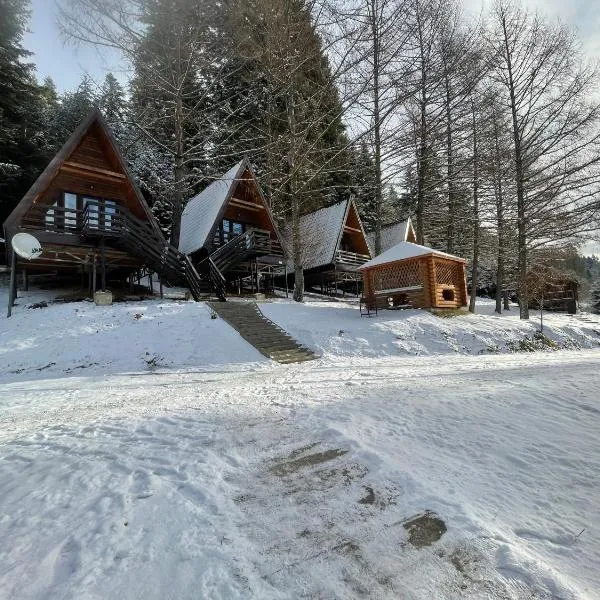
[366,218,416,255]
[298,200,349,270]
[3,108,163,240]
[359,241,465,270]
[179,161,245,255]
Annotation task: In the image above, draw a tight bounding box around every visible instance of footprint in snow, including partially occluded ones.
[53,537,81,584]
[129,469,154,500]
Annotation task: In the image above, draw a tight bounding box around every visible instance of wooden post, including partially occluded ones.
[159,277,164,299]
[6,252,17,318]
[284,265,289,298]
[22,269,29,291]
[148,270,153,295]
[426,257,437,308]
[334,267,338,297]
[100,237,106,291]
[92,254,97,294]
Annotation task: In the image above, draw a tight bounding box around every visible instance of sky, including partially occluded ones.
[24,0,126,93]
[24,0,599,93]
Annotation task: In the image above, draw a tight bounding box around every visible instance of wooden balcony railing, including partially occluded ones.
[335,249,371,267]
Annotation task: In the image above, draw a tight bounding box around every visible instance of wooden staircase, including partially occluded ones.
[196,229,279,301]
[81,202,207,300]
[209,301,317,364]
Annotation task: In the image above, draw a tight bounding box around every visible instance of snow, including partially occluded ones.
[179,160,244,255]
[0,287,267,383]
[359,241,465,269]
[261,297,600,361]
[1,289,600,599]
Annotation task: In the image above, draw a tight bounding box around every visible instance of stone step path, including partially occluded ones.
[208,301,318,364]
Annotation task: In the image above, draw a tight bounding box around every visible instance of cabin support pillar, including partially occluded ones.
[92,254,97,294]
[159,277,164,299]
[22,269,28,291]
[284,265,289,298]
[148,270,153,295]
[425,257,437,308]
[100,237,106,291]
[6,252,17,318]
[334,266,338,296]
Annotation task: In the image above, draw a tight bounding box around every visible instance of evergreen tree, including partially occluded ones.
[98,73,126,139]
[47,75,96,148]
[0,0,55,228]
[352,141,377,231]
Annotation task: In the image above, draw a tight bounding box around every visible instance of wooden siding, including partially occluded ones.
[362,254,467,310]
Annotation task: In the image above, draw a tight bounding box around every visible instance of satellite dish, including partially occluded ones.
[11,233,43,260]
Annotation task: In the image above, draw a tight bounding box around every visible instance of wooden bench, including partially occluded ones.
[360,286,422,317]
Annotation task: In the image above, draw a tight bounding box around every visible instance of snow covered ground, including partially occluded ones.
[1,287,600,599]
[261,296,600,361]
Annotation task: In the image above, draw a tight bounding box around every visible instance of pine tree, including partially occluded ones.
[0,0,55,228]
[98,73,125,139]
[352,141,377,231]
[47,76,96,149]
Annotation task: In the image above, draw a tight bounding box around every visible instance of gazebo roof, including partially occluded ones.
[359,241,465,270]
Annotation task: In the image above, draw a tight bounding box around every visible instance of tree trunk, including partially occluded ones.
[371,1,383,255]
[493,113,505,315]
[415,7,428,246]
[501,14,528,319]
[445,70,455,254]
[169,43,185,250]
[287,85,303,303]
[468,103,479,313]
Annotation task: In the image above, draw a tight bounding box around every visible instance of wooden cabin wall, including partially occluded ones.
[221,175,278,239]
[431,258,467,308]
[342,205,370,256]
[363,256,467,310]
[22,123,146,222]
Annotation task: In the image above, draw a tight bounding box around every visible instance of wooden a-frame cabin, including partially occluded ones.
[293,198,372,295]
[179,159,287,295]
[3,109,204,309]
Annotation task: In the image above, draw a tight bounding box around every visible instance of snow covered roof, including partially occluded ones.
[298,200,349,270]
[359,241,465,270]
[366,219,416,254]
[179,161,245,255]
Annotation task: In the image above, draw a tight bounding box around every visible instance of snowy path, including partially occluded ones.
[1,351,599,599]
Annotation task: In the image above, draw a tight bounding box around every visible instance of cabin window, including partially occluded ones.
[215,218,246,245]
[442,288,455,301]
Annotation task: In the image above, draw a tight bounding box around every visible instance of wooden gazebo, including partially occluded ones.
[359,241,467,313]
